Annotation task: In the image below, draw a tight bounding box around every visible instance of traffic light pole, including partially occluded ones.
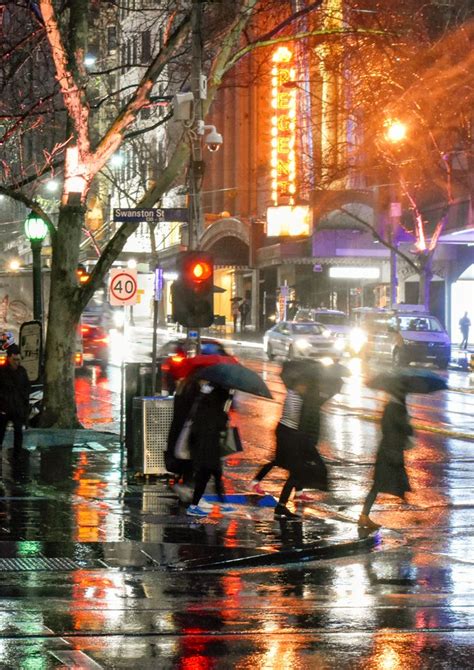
[188,0,204,353]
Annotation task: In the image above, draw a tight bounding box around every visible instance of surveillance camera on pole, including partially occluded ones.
[196,121,223,152]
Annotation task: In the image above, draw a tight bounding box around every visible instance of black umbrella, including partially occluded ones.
[368,370,448,395]
[231,296,243,301]
[198,363,273,399]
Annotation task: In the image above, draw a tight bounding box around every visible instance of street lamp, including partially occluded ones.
[24,211,48,322]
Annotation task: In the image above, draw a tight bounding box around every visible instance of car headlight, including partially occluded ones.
[113,311,125,328]
[295,338,310,350]
[322,329,332,339]
[349,327,367,353]
[334,337,346,352]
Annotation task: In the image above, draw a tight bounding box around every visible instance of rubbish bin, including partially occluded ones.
[130,396,174,474]
[124,363,161,468]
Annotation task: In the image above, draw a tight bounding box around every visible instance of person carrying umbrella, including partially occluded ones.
[186,382,234,517]
[249,360,344,505]
[359,370,448,530]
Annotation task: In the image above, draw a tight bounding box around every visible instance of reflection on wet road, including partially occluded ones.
[0,352,471,667]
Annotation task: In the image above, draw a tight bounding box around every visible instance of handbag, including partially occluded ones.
[220,425,243,458]
[174,419,193,460]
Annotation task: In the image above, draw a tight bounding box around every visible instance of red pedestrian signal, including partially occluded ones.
[172,251,214,328]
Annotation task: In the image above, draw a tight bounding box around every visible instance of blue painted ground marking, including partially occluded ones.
[202,493,277,508]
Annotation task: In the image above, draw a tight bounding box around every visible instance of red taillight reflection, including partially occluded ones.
[93,336,109,345]
[75,352,83,366]
[0,356,6,367]
[80,325,90,334]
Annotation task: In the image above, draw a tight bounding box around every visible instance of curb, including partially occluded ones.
[167,532,378,571]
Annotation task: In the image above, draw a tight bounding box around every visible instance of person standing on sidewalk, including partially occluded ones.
[0,344,30,451]
[358,384,413,530]
[232,301,240,334]
[459,312,470,350]
[239,298,250,332]
[186,383,233,517]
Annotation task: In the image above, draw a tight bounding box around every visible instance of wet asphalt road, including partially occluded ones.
[0,331,473,668]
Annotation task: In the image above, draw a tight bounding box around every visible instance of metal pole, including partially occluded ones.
[31,241,43,322]
[151,297,159,395]
[187,0,204,354]
[189,0,204,252]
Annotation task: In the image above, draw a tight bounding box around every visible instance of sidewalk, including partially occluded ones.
[0,425,381,571]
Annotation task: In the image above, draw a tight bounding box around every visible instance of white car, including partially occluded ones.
[263,321,344,361]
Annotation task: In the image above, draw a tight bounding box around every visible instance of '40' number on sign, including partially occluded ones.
[114,278,135,295]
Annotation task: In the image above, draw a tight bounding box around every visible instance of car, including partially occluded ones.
[157,337,238,393]
[79,322,110,372]
[294,308,350,336]
[263,321,344,361]
[352,306,451,369]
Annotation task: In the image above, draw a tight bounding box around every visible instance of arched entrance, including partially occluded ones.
[200,219,251,330]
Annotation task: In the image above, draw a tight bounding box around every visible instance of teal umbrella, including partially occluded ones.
[199,363,272,399]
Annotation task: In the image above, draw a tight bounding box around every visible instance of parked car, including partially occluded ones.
[157,337,238,393]
[352,306,451,369]
[78,322,110,372]
[263,321,344,361]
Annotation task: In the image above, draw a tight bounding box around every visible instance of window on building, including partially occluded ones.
[107,26,117,53]
[141,30,151,63]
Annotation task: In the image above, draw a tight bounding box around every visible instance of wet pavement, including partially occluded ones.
[0,348,473,667]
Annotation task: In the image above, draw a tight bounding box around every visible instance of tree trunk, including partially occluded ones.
[40,205,84,428]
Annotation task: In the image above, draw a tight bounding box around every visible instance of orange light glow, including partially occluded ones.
[385,119,407,143]
[270,46,297,206]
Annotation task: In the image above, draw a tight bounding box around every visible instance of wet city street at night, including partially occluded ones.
[0,340,473,668]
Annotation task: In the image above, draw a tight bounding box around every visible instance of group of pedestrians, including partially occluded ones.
[165,356,417,530]
[249,361,413,530]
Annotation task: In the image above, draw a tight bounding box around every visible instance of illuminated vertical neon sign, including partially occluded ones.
[271,47,296,206]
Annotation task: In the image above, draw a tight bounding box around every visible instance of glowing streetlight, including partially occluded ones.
[24,211,48,322]
[8,259,21,272]
[385,119,407,144]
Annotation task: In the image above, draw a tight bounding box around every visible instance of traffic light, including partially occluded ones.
[76,264,90,284]
[171,251,214,328]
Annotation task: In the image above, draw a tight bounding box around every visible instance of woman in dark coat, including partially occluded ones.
[186,384,231,517]
[165,376,200,484]
[359,387,413,530]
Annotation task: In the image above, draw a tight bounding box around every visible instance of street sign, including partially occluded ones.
[19,320,42,382]
[113,208,188,223]
[109,269,138,306]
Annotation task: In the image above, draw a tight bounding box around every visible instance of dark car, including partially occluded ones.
[157,337,236,393]
[79,322,110,372]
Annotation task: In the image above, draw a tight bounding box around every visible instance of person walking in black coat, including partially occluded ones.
[186,384,232,517]
[0,345,30,450]
[165,376,200,490]
[358,387,413,530]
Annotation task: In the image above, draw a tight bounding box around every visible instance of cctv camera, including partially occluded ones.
[205,128,223,153]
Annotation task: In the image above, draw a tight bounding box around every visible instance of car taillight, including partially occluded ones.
[171,354,185,364]
[0,356,6,366]
[81,325,90,334]
[75,352,83,366]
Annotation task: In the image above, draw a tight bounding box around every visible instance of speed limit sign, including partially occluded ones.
[109,269,138,306]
